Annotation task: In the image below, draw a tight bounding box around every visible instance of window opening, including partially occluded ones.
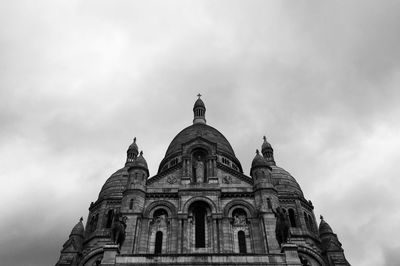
[154,231,163,254]
[106,209,114,228]
[195,206,206,247]
[304,212,310,230]
[289,209,296,227]
[238,230,247,253]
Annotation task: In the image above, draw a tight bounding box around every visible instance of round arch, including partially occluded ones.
[223,199,257,218]
[182,196,217,214]
[185,141,215,157]
[79,247,103,266]
[143,200,177,218]
[297,245,326,266]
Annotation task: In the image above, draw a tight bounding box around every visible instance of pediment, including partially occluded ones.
[147,169,181,188]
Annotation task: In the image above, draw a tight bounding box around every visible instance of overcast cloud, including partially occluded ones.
[1,1,400,265]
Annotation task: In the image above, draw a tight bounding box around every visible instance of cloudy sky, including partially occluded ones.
[1,1,399,265]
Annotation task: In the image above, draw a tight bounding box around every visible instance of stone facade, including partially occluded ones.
[56,97,350,266]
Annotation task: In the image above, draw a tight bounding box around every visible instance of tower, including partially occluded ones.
[56,218,84,266]
[318,216,350,266]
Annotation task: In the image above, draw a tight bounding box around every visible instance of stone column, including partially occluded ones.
[207,159,211,182]
[182,218,189,253]
[262,212,280,253]
[213,158,217,176]
[250,218,265,253]
[170,217,179,253]
[221,217,233,252]
[137,218,150,253]
[212,218,219,252]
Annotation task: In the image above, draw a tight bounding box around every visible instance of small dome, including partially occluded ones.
[251,150,268,168]
[261,136,272,151]
[270,165,303,196]
[193,98,205,109]
[319,216,333,235]
[70,217,84,237]
[135,151,148,169]
[98,168,128,199]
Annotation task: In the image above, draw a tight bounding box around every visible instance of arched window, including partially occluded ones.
[238,231,247,253]
[129,199,134,210]
[95,213,99,229]
[304,212,310,230]
[308,214,314,232]
[89,216,95,233]
[154,231,163,254]
[106,209,114,228]
[90,213,98,232]
[288,209,297,227]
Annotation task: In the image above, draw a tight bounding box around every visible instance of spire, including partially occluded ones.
[193,94,206,124]
[318,215,350,264]
[261,135,275,166]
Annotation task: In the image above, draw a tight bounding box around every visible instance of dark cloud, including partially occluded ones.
[0,1,399,265]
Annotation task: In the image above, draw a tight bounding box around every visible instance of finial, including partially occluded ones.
[197,93,202,99]
[256,149,260,155]
[320,215,324,220]
[134,137,136,143]
[80,217,83,222]
[140,151,143,156]
[263,136,267,142]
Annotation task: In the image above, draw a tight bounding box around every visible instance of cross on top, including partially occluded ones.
[197,93,202,98]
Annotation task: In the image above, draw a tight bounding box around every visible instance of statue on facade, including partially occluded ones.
[194,156,205,183]
[111,212,127,249]
[274,207,289,247]
[233,214,247,226]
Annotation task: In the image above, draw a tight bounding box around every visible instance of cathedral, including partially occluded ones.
[56,96,350,266]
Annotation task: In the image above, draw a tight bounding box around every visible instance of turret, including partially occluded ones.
[193,93,206,124]
[251,149,278,213]
[251,148,280,252]
[126,137,139,166]
[126,150,149,191]
[261,136,275,166]
[56,218,85,266]
[251,149,273,189]
[319,216,350,265]
[121,150,149,253]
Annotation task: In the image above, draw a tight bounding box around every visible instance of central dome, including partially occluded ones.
[165,123,237,158]
[158,95,243,173]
